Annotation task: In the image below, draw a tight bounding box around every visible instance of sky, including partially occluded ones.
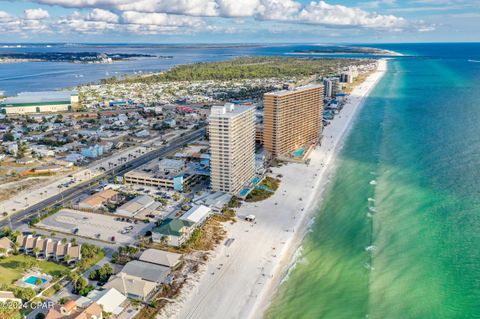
[0,0,478,43]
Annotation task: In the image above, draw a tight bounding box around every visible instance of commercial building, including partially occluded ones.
[0,90,79,114]
[116,195,157,217]
[78,189,119,210]
[80,144,104,158]
[124,158,200,191]
[263,84,324,159]
[209,103,256,195]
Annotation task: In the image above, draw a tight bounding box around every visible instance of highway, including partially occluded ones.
[0,128,206,229]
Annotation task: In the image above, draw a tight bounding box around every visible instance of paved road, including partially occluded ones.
[0,128,206,229]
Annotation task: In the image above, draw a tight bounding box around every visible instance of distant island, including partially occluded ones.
[0,52,156,64]
[289,46,402,56]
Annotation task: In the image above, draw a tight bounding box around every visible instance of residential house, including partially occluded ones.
[0,237,13,256]
[16,235,82,264]
[139,249,182,269]
[103,273,157,302]
[45,299,103,319]
[151,218,195,247]
[0,291,22,304]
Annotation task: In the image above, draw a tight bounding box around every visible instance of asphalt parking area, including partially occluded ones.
[38,209,149,244]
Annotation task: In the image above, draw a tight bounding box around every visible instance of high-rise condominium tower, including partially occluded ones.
[263,84,324,158]
[209,103,256,195]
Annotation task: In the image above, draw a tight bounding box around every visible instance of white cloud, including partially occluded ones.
[121,11,204,27]
[57,13,117,34]
[24,8,50,20]
[298,1,406,28]
[0,11,13,21]
[217,0,260,17]
[32,0,410,29]
[255,0,302,21]
[117,0,219,16]
[3,0,435,37]
[86,8,119,23]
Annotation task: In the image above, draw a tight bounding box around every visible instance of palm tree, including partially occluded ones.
[69,270,80,287]
[32,247,39,258]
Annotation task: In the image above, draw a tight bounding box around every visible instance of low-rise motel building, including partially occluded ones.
[263,84,324,161]
[209,103,256,195]
[0,90,79,114]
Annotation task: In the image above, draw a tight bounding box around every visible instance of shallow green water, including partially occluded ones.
[266,44,480,319]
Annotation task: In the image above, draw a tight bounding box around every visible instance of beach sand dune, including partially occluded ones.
[162,59,388,319]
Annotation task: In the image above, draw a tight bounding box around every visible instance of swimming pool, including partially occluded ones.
[293,148,305,157]
[23,275,47,286]
[239,188,249,196]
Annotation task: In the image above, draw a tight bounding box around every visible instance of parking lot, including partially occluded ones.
[38,209,150,245]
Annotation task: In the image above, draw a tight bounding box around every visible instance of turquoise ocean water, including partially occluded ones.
[266,43,480,319]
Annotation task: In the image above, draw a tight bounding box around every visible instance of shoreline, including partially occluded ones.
[251,59,388,319]
[169,59,388,319]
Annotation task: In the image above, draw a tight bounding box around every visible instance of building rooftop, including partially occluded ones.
[180,205,212,224]
[79,189,118,207]
[209,103,255,118]
[120,260,170,283]
[87,288,127,315]
[158,158,185,171]
[152,218,195,237]
[103,273,157,300]
[139,249,182,268]
[1,90,77,106]
[264,84,323,97]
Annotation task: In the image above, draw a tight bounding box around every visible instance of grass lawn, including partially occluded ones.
[0,254,68,285]
[79,249,105,271]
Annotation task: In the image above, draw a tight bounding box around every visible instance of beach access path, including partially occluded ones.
[163,59,388,319]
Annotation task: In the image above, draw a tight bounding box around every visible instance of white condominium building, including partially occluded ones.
[209,103,256,195]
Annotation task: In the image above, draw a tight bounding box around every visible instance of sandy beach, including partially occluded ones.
[161,59,388,319]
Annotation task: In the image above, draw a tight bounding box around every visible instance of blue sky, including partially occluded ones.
[0,0,478,43]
